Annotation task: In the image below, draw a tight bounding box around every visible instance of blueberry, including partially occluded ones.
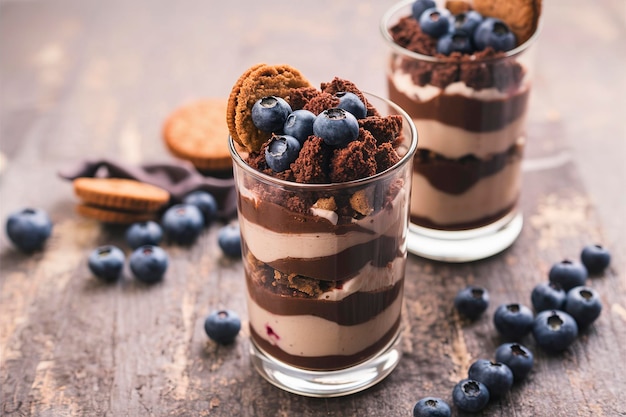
[283,109,316,144]
[454,285,489,320]
[412,397,451,417]
[411,0,436,21]
[5,207,53,253]
[468,359,514,397]
[452,379,490,413]
[88,245,125,282]
[204,309,241,345]
[548,259,588,291]
[251,96,292,133]
[437,30,474,55]
[531,281,566,312]
[449,11,483,35]
[580,244,611,274]
[183,190,218,225]
[473,17,517,52]
[129,245,168,283]
[532,309,578,352]
[494,343,534,381]
[125,220,163,249]
[313,108,359,147]
[162,203,204,245]
[264,135,301,172]
[419,7,451,38]
[565,286,602,328]
[218,223,241,258]
[335,92,367,119]
[493,303,534,340]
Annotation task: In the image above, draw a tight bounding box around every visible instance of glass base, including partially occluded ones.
[249,328,403,398]
[407,211,523,263]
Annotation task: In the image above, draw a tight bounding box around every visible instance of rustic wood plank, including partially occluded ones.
[1,0,624,416]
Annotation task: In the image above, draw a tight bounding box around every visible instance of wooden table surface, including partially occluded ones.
[1,1,624,416]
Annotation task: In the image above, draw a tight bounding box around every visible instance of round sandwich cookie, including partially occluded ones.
[226,63,312,153]
[473,0,542,45]
[73,177,170,213]
[163,98,232,172]
[75,203,158,224]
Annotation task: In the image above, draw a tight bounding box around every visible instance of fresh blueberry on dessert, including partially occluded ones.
[411,0,436,21]
[162,203,204,245]
[548,259,588,291]
[532,309,578,352]
[494,342,534,381]
[312,108,359,147]
[88,245,125,282]
[125,220,163,249]
[251,96,292,133]
[6,207,53,253]
[183,190,218,225]
[449,10,483,35]
[419,7,452,38]
[437,30,474,55]
[473,17,517,52]
[531,281,566,312]
[580,244,611,274]
[204,309,241,345]
[493,303,534,340]
[565,286,602,328]
[452,379,490,413]
[412,397,451,417]
[335,91,367,119]
[283,109,316,144]
[264,135,301,172]
[454,285,489,320]
[129,244,169,283]
[218,223,241,258]
[468,359,514,397]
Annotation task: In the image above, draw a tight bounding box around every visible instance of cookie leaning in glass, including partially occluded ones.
[226,63,417,397]
[381,0,542,262]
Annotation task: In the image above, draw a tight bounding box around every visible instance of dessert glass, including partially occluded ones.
[229,92,417,397]
[380,0,539,262]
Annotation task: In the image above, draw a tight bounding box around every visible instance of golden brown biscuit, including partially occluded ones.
[163,98,232,172]
[446,0,472,15]
[227,63,312,153]
[75,203,157,224]
[73,178,170,212]
[473,0,541,45]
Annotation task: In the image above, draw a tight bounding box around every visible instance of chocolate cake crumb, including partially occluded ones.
[288,86,321,110]
[291,136,331,184]
[329,130,378,183]
[376,142,401,172]
[320,77,379,117]
[303,92,340,115]
[359,115,403,145]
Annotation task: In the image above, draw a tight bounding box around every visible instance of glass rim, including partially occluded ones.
[379,0,542,64]
[228,91,418,191]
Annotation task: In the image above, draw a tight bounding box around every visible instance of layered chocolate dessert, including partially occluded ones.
[384,0,540,231]
[226,64,415,371]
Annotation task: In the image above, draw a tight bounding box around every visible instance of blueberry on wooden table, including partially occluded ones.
[412,397,451,417]
[494,343,534,382]
[532,310,578,352]
[129,245,168,284]
[5,207,53,253]
[493,303,534,340]
[565,286,602,328]
[580,244,611,274]
[125,220,163,249]
[531,281,566,312]
[548,259,588,291]
[88,245,125,282]
[162,203,204,245]
[204,310,241,345]
[218,224,242,258]
[452,379,490,413]
[183,190,218,225]
[468,359,514,397]
[454,285,489,320]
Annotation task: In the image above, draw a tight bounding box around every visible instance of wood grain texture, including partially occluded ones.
[1,1,624,416]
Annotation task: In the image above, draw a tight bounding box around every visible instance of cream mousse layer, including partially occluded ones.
[410,158,521,228]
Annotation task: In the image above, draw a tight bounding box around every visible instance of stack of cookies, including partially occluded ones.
[73,177,170,224]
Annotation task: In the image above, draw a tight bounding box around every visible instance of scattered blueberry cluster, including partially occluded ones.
[5,190,244,345]
[251,91,367,172]
[414,243,611,415]
[411,0,517,56]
